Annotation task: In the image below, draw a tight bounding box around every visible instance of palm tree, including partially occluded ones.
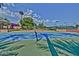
[19,11,24,29]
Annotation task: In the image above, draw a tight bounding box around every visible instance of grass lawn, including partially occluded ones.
[0,37,79,56]
[8,40,51,56]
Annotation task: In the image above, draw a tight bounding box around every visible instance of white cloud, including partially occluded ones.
[33,14,38,18]
[0,8,20,20]
[0,7,49,25]
[45,19,50,22]
[2,6,8,10]
[24,9,33,16]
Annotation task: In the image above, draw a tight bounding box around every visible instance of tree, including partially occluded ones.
[20,17,35,29]
[38,22,45,29]
[20,17,40,42]
[76,24,79,29]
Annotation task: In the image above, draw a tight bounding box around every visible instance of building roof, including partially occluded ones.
[0,18,9,25]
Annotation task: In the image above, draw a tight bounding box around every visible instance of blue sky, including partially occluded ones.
[1,3,79,27]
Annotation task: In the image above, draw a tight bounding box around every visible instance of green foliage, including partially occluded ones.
[6,44,25,51]
[52,39,79,56]
[0,40,25,56]
[36,43,49,51]
[0,51,18,56]
[37,37,79,56]
[38,23,45,29]
[76,24,79,29]
[20,17,36,29]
